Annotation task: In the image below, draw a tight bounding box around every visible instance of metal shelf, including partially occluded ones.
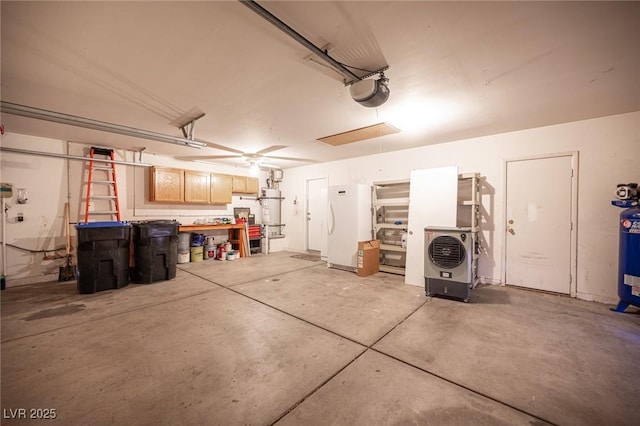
[459,172,480,180]
[380,243,406,252]
[371,174,481,279]
[379,264,406,275]
[374,202,410,208]
[374,223,407,230]
[373,179,410,276]
[457,172,481,285]
[373,179,411,186]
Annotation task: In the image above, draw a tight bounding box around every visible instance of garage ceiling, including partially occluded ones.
[1,1,639,169]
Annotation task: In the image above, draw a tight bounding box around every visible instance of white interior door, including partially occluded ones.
[505,155,574,294]
[405,166,459,286]
[306,177,327,255]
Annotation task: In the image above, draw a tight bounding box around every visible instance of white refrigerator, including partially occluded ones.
[327,184,372,271]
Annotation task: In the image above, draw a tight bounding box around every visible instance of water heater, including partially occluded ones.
[261,188,282,226]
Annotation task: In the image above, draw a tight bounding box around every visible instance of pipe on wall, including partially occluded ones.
[0,101,206,149]
[0,146,152,167]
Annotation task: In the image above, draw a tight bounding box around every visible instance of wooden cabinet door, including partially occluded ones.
[232,176,247,193]
[246,177,259,194]
[184,171,210,203]
[210,173,232,204]
[150,167,184,202]
[231,176,259,193]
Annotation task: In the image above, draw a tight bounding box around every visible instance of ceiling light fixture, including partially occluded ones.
[245,152,264,167]
[248,161,260,175]
[0,101,206,149]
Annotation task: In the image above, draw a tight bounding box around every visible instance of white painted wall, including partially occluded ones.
[279,111,640,304]
[0,135,69,285]
[0,134,266,286]
[2,111,638,299]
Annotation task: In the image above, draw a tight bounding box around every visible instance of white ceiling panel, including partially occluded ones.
[1,1,639,168]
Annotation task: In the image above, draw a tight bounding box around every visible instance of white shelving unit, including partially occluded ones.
[457,172,481,268]
[372,180,410,275]
[373,174,481,277]
[457,173,480,229]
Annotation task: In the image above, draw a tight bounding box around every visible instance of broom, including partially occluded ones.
[58,202,76,281]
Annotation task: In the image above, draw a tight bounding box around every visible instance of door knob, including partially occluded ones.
[507,228,515,235]
[508,219,514,224]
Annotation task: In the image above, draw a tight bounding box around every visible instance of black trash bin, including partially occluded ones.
[132,220,179,284]
[75,221,132,294]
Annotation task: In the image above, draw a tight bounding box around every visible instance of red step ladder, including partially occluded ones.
[84,147,121,222]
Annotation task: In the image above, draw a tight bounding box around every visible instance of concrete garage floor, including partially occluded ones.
[2,251,639,425]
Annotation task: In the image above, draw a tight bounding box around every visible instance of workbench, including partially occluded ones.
[178,223,248,258]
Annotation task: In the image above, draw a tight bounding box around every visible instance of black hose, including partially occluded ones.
[0,242,66,253]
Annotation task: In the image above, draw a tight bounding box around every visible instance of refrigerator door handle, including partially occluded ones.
[328,202,335,235]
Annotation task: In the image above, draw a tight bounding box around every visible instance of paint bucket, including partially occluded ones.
[177,251,190,264]
[191,233,205,247]
[227,251,236,261]
[178,232,191,251]
[204,244,217,261]
[190,246,203,262]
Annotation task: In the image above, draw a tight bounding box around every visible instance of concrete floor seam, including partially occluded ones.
[4,258,637,425]
[177,261,325,289]
[180,267,369,348]
[177,266,388,425]
[179,266,480,425]
[358,292,559,425]
[232,282,560,426]
[369,347,558,425]
[0,285,224,344]
[270,295,428,425]
[269,346,370,426]
[367,298,428,348]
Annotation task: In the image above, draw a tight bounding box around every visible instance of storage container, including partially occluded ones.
[190,246,203,262]
[177,251,190,264]
[204,244,217,261]
[75,221,132,294]
[132,220,179,284]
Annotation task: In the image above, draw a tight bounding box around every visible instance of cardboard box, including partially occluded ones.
[357,240,380,277]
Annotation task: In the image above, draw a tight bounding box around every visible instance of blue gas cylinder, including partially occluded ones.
[612,206,640,312]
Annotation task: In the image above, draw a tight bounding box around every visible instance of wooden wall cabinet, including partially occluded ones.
[210,173,233,204]
[246,176,259,194]
[232,176,259,194]
[149,166,184,202]
[184,170,210,203]
[232,176,247,193]
[149,166,256,203]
